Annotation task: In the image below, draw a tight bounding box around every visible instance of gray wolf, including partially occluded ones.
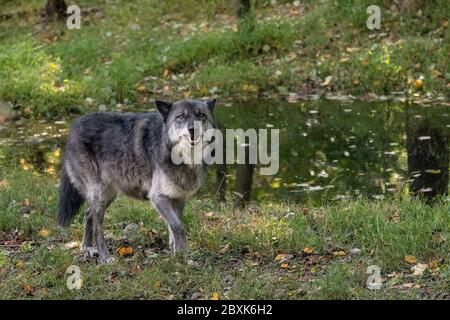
[57,99,216,263]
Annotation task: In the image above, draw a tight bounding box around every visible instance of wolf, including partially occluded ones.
[57,99,216,263]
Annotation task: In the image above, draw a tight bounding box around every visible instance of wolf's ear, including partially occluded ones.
[206,98,216,113]
[155,100,172,121]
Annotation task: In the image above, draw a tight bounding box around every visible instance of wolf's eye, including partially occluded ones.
[176,113,185,120]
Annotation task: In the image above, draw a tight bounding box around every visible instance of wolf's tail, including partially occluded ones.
[57,166,84,228]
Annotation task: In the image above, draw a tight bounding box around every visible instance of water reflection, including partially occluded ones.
[0,99,448,204]
[406,107,449,202]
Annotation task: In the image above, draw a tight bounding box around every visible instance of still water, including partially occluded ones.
[1,99,448,204]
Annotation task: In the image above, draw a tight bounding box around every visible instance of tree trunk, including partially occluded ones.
[406,115,448,202]
[215,162,227,202]
[234,145,255,208]
[234,0,254,32]
[45,0,67,19]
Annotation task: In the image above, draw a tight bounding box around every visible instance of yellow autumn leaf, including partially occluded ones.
[48,63,59,71]
[414,79,423,90]
[303,247,314,254]
[404,255,417,264]
[39,229,50,237]
[136,85,146,92]
[211,292,219,300]
[118,246,134,256]
[280,263,291,270]
[275,253,288,261]
[16,261,24,269]
[333,251,346,257]
[270,181,280,189]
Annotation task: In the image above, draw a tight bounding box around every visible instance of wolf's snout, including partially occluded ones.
[188,126,195,140]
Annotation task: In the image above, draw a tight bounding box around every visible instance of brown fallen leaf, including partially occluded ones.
[303,247,314,255]
[404,255,417,264]
[275,253,288,261]
[23,198,31,207]
[280,263,292,270]
[23,284,34,296]
[333,250,346,257]
[117,246,133,256]
[163,68,170,78]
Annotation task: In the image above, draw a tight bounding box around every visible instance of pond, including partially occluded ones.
[1,98,449,204]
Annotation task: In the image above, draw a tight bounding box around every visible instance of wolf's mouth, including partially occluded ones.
[184,135,201,146]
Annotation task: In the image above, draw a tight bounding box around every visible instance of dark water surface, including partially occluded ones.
[1,99,448,204]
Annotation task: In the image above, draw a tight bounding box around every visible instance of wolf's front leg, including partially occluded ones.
[81,208,99,258]
[150,194,187,253]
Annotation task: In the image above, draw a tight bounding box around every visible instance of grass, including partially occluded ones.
[0,0,449,118]
[0,161,448,299]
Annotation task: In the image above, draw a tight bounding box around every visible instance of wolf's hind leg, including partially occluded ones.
[150,194,187,253]
[87,188,116,264]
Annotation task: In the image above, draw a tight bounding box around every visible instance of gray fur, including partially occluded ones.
[57,99,216,263]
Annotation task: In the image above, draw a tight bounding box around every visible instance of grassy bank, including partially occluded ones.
[0,0,449,118]
[0,162,448,299]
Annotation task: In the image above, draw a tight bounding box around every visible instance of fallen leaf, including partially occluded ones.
[424,169,441,174]
[23,284,34,295]
[205,211,215,217]
[211,292,219,300]
[275,253,288,261]
[333,250,346,257]
[64,241,79,249]
[414,79,423,90]
[136,85,146,92]
[39,229,50,237]
[412,263,428,276]
[23,198,31,207]
[118,246,133,256]
[303,247,314,255]
[280,263,292,270]
[321,76,333,87]
[404,255,417,264]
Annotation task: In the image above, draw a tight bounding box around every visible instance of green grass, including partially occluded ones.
[0,161,448,299]
[1,0,449,118]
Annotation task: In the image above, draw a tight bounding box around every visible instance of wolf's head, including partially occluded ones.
[156,99,216,160]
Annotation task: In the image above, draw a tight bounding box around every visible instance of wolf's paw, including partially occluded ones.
[82,246,99,258]
[97,255,115,265]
